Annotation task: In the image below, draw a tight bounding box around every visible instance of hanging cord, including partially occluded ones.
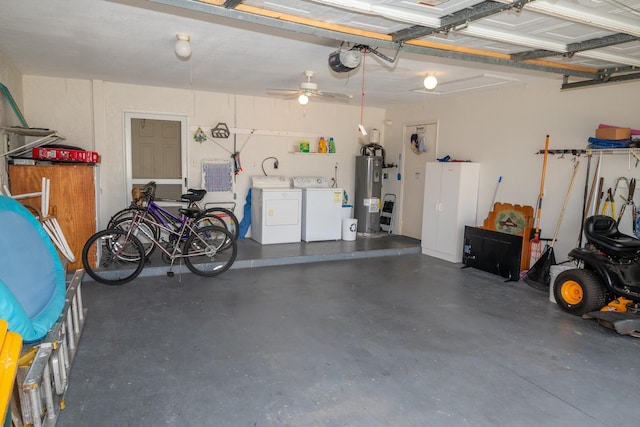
[360,47,366,129]
[261,157,279,176]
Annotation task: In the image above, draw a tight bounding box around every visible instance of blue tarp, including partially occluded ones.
[587,137,632,149]
[238,188,251,239]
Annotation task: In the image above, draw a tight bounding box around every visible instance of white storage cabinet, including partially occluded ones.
[421,162,480,262]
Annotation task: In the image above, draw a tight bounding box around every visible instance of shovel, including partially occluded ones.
[524,160,580,291]
[529,135,550,267]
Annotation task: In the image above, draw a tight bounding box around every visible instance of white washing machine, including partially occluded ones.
[293,177,343,242]
[251,176,302,245]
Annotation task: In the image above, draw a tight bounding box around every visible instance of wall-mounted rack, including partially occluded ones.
[2,128,65,158]
[537,148,640,157]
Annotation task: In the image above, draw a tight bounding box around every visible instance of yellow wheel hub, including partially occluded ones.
[561,280,583,305]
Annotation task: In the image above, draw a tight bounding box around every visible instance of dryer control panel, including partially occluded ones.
[292,176,330,188]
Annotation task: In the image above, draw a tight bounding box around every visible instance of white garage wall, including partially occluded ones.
[0,52,24,185]
[384,78,640,261]
[22,76,385,228]
[19,73,640,260]
[0,52,23,128]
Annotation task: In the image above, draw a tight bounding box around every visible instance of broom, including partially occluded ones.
[529,135,550,268]
[524,160,580,291]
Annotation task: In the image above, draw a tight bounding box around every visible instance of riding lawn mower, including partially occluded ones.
[553,215,640,336]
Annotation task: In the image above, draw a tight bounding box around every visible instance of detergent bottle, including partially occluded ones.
[328,137,336,153]
[318,136,327,153]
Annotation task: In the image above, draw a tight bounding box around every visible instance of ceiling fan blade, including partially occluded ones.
[315,91,354,101]
[266,89,301,97]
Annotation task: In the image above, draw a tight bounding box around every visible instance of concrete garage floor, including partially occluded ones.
[58,237,640,427]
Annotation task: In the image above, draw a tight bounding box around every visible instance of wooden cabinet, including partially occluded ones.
[9,164,96,270]
[462,203,534,281]
[421,162,480,262]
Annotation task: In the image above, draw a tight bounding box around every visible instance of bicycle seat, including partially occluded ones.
[179,207,201,218]
[181,189,206,202]
[584,215,640,256]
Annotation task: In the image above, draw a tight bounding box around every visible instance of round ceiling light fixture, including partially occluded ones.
[298,93,309,106]
[423,74,438,90]
[175,34,192,60]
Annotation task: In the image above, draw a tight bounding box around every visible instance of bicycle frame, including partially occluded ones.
[132,198,227,236]
[146,201,185,232]
[113,182,238,243]
[127,208,197,264]
[117,208,234,279]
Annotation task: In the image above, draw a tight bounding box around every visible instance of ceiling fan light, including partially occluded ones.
[175,34,192,60]
[298,93,309,105]
[424,74,438,90]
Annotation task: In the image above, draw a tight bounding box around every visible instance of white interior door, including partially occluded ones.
[124,112,187,205]
[400,122,437,239]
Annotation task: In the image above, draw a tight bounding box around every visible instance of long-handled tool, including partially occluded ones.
[529,135,550,267]
[617,178,636,235]
[579,153,601,247]
[601,188,616,219]
[577,151,592,247]
[525,160,580,291]
[491,176,502,209]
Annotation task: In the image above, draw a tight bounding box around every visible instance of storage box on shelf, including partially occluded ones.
[32,147,99,163]
[595,127,631,140]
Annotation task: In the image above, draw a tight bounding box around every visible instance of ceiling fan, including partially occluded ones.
[267,71,353,105]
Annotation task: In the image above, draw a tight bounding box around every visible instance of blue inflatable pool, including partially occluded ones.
[0,195,65,342]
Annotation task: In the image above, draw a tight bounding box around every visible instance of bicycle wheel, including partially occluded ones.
[194,213,227,232]
[183,225,237,277]
[197,207,239,240]
[107,206,161,230]
[110,217,159,258]
[82,229,145,285]
[193,213,235,250]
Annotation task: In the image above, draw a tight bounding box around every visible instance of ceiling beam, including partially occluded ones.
[149,0,600,79]
[562,71,640,90]
[511,33,640,61]
[391,0,534,43]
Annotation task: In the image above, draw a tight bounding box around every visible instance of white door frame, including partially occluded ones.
[399,120,438,237]
[123,111,188,203]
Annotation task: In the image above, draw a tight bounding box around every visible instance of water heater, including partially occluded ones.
[354,155,383,233]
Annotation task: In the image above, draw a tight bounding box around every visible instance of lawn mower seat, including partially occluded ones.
[584,215,640,256]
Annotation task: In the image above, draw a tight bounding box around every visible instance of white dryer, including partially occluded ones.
[251,176,302,245]
[293,177,343,242]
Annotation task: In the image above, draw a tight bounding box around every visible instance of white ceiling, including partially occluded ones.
[1,0,639,108]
